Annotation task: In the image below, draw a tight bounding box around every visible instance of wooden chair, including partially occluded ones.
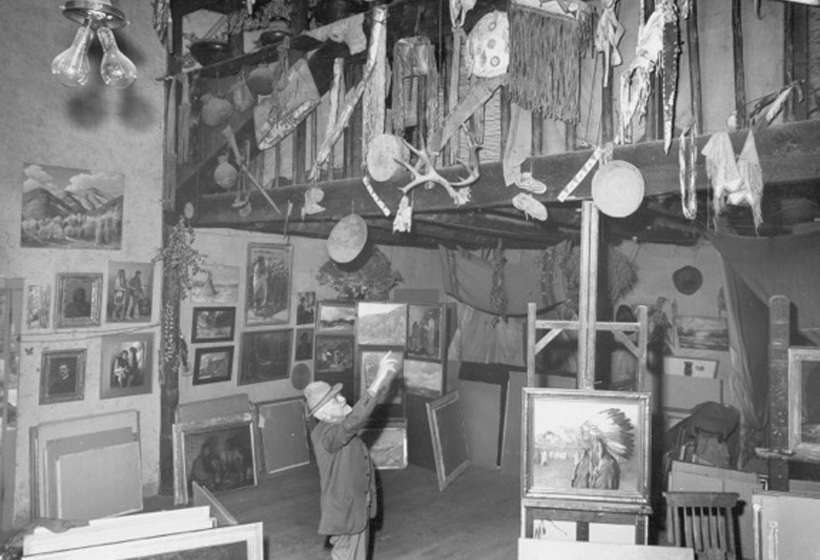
[663,491,740,560]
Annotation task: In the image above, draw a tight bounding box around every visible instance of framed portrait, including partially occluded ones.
[106,261,153,323]
[360,418,408,470]
[675,315,729,351]
[238,329,291,385]
[26,284,50,329]
[193,346,234,385]
[294,328,314,362]
[40,349,86,404]
[404,359,445,398]
[100,332,153,399]
[522,388,652,504]
[192,307,236,343]
[173,413,259,505]
[358,348,404,406]
[356,302,407,346]
[316,301,356,333]
[245,243,292,326]
[406,304,443,360]
[296,290,316,326]
[256,398,310,474]
[55,273,102,328]
[314,334,355,404]
[788,347,820,461]
[191,263,240,304]
[426,391,470,491]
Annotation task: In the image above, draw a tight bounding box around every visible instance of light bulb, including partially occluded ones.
[51,22,94,87]
[97,26,137,88]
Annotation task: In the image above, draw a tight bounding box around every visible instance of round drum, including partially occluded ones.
[591,160,645,218]
[366,134,408,182]
[327,214,368,264]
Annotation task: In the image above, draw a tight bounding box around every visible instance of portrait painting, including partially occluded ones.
[316,301,356,333]
[40,349,86,404]
[21,162,124,250]
[193,346,234,385]
[245,243,292,325]
[191,263,240,305]
[358,349,404,405]
[106,261,153,323]
[522,388,651,503]
[788,347,820,461]
[100,333,153,399]
[404,359,445,398]
[314,335,355,404]
[192,307,236,343]
[360,419,408,470]
[26,284,50,329]
[55,273,102,328]
[356,302,407,346]
[296,291,316,326]
[406,304,443,360]
[294,328,314,362]
[239,329,291,385]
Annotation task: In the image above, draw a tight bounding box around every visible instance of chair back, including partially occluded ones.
[663,491,739,560]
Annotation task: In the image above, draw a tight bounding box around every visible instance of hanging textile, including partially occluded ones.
[595,0,625,87]
[448,303,526,366]
[391,36,440,136]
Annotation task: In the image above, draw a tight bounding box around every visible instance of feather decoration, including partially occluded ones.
[579,408,635,459]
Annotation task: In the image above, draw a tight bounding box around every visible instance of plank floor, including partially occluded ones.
[217,463,520,560]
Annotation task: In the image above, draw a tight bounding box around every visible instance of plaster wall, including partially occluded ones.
[0,2,166,525]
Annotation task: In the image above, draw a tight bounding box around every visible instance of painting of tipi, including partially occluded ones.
[21,162,124,249]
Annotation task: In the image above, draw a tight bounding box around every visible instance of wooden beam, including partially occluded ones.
[186,119,820,225]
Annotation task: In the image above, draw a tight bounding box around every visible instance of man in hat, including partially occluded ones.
[304,352,398,560]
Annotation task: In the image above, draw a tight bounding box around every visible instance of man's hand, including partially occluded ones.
[367,351,399,397]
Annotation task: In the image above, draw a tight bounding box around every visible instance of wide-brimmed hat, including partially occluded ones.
[304,381,343,416]
[673,265,703,295]
[591,160,645,218]
[327,214,368,264]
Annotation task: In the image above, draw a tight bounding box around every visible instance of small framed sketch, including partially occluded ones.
[314,334,355,405]
[26,284,50,329]
[100,332,153,399]
[239,329,291,385]
[40,349,86,404]
[404,359,445,398]
[245,243,292,326]
[316,301,356,334]
[356,302,407,346]
[788,346,820,461]
[294,328,314,362]
[296,291,316,326]
[106,261,153,323]
[406,304,443,360]
[192,307,236,343]
[193,346,234,385]
[55,273,102,329]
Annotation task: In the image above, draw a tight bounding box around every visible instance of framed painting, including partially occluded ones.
[191,263,240,305]
[788,346,820,461]
[26,284,50,329]
[106,261,153,323]
[55,273,102,328]
[356,302,407,346]
[245,243,292,326]
[21,162,124,250]
[316,301,356,333]
[314,334,355,404]
[406,304,443,360]
[294,328,314,362]
[522,388,651,504]
[238,329,291,385]
[358,348,404,406]
[193,346,234,385]
[100,332,153,399]
[296,290,316,325]
[40,349,86,404]
[192,307,236,343]
[360,418,408,470]
[676,315,729,351]
[426,391,470,491]
[173,413,259,505]
[256,397,310,474]
[404,359,445,398]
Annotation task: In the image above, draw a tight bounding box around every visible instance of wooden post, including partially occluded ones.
[577,200,600,390]
[783,3,809,121]
[768,295,790,492]
[731,0,747,128]
[527,302,537,388]
[686,0,703,135]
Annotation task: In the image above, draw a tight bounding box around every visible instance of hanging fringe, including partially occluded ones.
[508,2,593,123]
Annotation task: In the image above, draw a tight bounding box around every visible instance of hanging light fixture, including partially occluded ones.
[51,0,137,89]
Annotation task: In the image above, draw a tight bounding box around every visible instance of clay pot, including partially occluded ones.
[200,94,233,127]
[214,154,238,190]
[246,66,275,97]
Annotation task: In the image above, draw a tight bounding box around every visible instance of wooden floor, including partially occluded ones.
[217,463,521,560]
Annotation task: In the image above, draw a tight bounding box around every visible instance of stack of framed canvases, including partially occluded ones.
[520,388,653,544]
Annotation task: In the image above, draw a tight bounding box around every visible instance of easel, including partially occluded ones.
[523,200,653,543]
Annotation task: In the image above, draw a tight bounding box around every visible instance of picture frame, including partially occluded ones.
[360,418,408,470]
[55,273,102,329]
[358,348,404,407]
[294,328,314,362]
[356,302,407,346]
[192,307,236,343]
[788,346,820,461]
[238,329,291,385]
[663,356,719,378]
[522,388,651,504]
[675,315,730,351]
[193,346,234,385]
[296,290,316,325]
[245,242,292,326]
[40,349,86,404]
[173,412,259,505]
[99,332,153,399]
[106,261,153,323]
[404,359,445,398]
[316,301,356,333]
[314,334,355,405]
[191,263,240,305]
[256,397,310,474]
[26,284,50,329]
[406,304,443,360]
[426,391,470,491]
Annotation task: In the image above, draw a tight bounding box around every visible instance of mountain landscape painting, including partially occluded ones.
[21,162,124,249]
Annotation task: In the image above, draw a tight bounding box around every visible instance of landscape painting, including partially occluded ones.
[356,302,407,346]
[191,263,240,305]
[21,162,124,249]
